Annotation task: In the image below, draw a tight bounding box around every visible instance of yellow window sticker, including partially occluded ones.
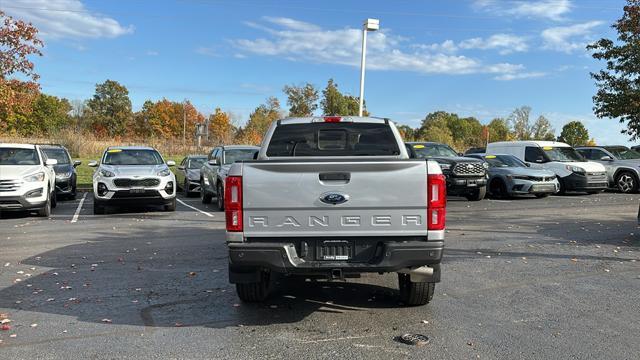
[107,149,122,153]
[542,146,553,150]
[413,144,425,149]
[485,155,496,159]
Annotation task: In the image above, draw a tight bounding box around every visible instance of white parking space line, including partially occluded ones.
[177,198,215,217]
[71,192,88,223]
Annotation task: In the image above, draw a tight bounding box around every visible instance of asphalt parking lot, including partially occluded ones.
[0,192,639,359]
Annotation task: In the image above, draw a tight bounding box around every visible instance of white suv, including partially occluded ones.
[0,144,58,217]
[89,146,177,214]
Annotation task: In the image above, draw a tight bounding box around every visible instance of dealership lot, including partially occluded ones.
[0,193,639,359]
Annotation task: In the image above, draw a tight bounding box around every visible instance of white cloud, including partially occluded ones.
[195,46,218,57]
[494,71,547,81]
[146,51,159,56]
[474,0,573,21]
[541,21,604,53]
[4,0,133,39]
[231,17,533,80]
[459,34,529,55]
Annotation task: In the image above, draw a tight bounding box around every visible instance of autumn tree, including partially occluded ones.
[85,80,133,137]
[134,99,203,139]
[558,121,590,146]
[320,79,368,116]
[397,124,417,141]
[531,115,555,140]
[208,108,236,144]
[487,118,511,142]
[283,83,318,117]
[239,97,282,144]
[509,106,533,140]
[0,10,43,129]
[588,0,640,140]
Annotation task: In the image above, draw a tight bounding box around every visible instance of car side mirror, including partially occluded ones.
[458,152,464,156]
[208,159,220,166]
[600,156,613,161]
[73,160,82,167]
[166,160,176,166]
[88,160,98,167]
[177,165,185,170]
[45,159,58,166]
[525,162,531,167]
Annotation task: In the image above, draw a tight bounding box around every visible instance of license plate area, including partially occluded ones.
[467,179,477,187]
[130,188,145,194]
[317,240,352,261]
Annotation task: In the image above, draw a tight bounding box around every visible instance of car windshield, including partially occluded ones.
[543,147,585,162]
[604,147,640,160]
[484,155,526,168]
[224,149,257,164]
[0,148,39,165]
[412,144,459,158]
[188,157,207,169]
[42,148,70,164]
[103,149,164,165]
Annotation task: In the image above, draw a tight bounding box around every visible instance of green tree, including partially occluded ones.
[397,124,417,141]
[320,79,368,116]
[588,0,640,140]
[531,115,555,140]
[417,112,455,145]
[86,80,132,137]
[283,83,318,117]
[487,118,511,142]
[558,121,590,146]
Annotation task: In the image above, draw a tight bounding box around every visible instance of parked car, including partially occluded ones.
[88,146,176,214]
[406,142,488,201]
[464,147,486,155]
[175,155,207,196]
[0,143,58,217]
[487,141,608,194]
[40,144,81,199]
[631,145,640,152]
[200,145,260,210]
[576,146,640,193]
[225,116,445,306]
[466,154,559,198]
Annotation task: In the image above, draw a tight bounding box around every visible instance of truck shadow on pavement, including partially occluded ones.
[0,225,406,331]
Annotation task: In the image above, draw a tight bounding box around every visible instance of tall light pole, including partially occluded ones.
[359,18,379,117]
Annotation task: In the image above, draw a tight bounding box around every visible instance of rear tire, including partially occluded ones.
[216,183,224,211]
[398,273,435,306]
[183,179,190,197]
[165,197,177,212]
[201,179,212,204]
[37,193,51,217]
[489,179,508,199]
[235,270,271,302]
[51,191,57,208]
[93,201,105,215]
[465,186,486,201]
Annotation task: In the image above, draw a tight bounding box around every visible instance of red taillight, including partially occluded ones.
[427,174,446,230]
[225,176,243,232]
[323,116,342,123]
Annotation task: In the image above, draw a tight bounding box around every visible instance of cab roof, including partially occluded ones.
[106,145,156,151]
[277,116,390,125]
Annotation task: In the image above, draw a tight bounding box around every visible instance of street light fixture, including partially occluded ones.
[358,18,379,117]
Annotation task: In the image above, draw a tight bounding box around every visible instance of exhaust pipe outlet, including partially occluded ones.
[398,266,435,282]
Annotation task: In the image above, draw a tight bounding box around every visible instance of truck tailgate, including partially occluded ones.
[241,160,428,238]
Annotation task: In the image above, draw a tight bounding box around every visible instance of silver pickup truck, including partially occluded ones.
[224,116,446,306]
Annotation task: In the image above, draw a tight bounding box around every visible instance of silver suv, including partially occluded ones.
[576,146,640,193]
[88,146,177,214]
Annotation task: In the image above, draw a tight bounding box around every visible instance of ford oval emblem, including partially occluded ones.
[320,192,349,205]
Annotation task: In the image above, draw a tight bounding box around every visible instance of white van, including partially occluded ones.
[486,141,608,194]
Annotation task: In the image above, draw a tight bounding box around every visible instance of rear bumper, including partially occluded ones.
[228,239,444,281]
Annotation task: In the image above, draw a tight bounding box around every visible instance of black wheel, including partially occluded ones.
[489,179,508,199]
[216,183,224,211]
[93,200,105,215]
[201,179,212,204]
[465,186,486,201]
[615,171,638,193]
[398,273,435,306]
[556,179,567,195]
[37,192,51,217]
[235,270,271,302]
[165,197,177,212]
[534,193,550,198]
[183,179,190,197]
[69,186,77,200]
[51,191,57,208]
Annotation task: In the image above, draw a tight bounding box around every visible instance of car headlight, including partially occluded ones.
[482,162,489,169]
[157,169,171,177]
[56,171,72,179]
[566,165,585,174]
[99,169,115,177]
[438,163,451,170]
[24,172,45,182]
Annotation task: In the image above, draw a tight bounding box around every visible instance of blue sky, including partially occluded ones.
[3,0,633,145]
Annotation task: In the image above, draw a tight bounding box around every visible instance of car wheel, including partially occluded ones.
[51,190,57,208]
[216,183,224,211]
[165,197,177,212]
[616,171,638,193]
[201,179,213,204]
[489,179,507,199]
[93,200,105,215]
[37,192,51,217]
[398,273,435,306]
[465,186,486,201]
[70,186,77,200]
[183,179,190,197]
[235,270,270,302]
